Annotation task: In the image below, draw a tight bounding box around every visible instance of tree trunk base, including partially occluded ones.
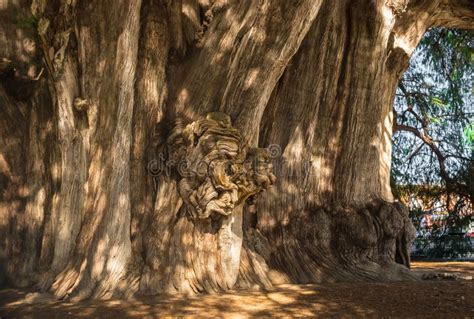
[136,199,417,296]
[237,200,417,288]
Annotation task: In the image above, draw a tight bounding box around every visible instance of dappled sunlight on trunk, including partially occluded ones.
[0,0,472,301]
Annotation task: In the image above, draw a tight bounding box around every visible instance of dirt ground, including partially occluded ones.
[1,261,473,318]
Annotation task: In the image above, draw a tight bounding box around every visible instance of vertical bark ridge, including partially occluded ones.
[27,0,89,292]
[49,0,142,300]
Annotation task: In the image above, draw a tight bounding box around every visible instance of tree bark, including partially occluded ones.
[0,0,473,299]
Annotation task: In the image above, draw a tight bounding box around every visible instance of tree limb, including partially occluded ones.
[432,0,474,29]
[394,122,471,199]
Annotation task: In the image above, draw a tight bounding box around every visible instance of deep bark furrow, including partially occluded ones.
[0,86,28,285]
[130,0,170,276]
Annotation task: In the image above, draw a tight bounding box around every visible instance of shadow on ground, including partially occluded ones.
[0,262,473,318]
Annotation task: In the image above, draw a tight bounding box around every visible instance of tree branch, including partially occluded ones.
[394,122,471,199]
[432,0,474,29]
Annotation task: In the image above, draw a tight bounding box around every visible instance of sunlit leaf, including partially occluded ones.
[463,122,474,145]
[431,97,446,107]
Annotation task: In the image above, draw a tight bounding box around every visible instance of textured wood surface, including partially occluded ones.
[0,0,473,299]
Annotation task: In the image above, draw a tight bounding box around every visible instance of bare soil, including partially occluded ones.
[1,261,472,318]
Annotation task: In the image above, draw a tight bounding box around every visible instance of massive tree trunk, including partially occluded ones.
[0,0,472,299]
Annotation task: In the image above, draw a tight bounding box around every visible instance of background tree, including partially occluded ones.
[392,28,473,258]
[0,0,473,300]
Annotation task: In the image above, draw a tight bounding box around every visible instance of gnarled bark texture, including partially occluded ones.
[0,0,473,299]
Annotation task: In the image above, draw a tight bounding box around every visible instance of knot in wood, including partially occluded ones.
[167,112,276,222]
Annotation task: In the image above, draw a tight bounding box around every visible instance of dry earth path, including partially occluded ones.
[0,261,472,318]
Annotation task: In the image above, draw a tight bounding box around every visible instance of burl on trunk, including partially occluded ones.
[141,112,276,293]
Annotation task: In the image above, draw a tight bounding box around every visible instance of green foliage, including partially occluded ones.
[463,121,474,146]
